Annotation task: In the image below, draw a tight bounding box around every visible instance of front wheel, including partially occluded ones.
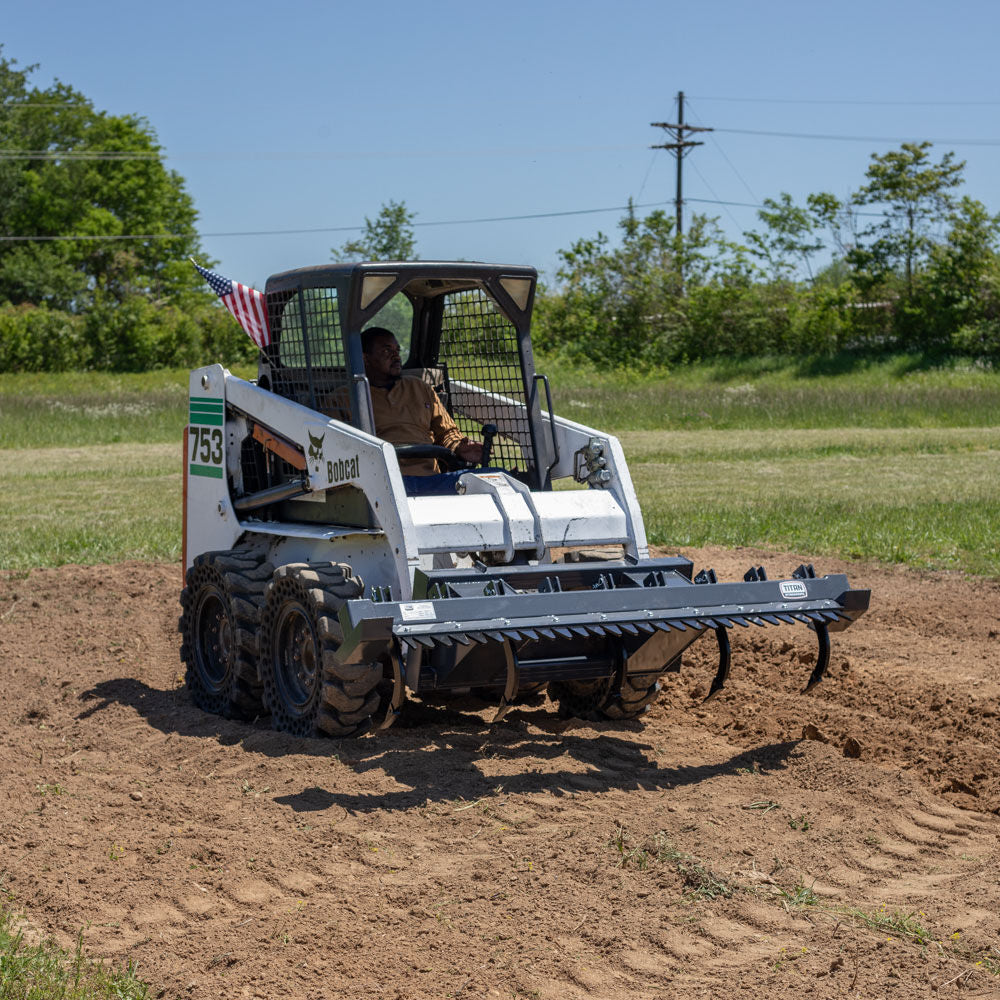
[259,563,384,738]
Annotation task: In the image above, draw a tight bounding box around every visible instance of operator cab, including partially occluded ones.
[256,262,556,491]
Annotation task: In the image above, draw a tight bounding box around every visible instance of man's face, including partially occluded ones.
[363,334,402,384]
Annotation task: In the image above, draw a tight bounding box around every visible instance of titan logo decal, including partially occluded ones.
[307,430,325,465]
[328,454,360,485]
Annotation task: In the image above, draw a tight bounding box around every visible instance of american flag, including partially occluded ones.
[192,261,271,348]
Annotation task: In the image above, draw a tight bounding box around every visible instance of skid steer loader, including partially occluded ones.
[181,261,869,737]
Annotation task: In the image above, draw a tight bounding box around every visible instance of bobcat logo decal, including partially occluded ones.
[307,430,325,465]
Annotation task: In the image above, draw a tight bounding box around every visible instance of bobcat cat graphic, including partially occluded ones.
[307,430,325,464]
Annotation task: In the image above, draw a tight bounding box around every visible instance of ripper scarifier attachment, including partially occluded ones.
[180,260,870,737]
[330,557,869,723]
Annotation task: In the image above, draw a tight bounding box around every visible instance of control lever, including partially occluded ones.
[480,423,497,468]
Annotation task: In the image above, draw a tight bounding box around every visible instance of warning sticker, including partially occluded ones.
[476,473,516,494]
[399,601,436,622]
[779,580,809,600]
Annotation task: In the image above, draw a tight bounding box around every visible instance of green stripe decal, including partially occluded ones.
[189,399,224,425]
[189,464,224,479]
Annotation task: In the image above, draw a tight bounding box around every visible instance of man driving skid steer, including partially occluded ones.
[361,327,484,495]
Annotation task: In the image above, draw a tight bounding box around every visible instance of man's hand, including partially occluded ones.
[454,439,483,465]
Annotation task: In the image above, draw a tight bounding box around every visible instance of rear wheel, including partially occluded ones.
[550,668,661,722]
[179,550,270,719]
[259,563,384,738]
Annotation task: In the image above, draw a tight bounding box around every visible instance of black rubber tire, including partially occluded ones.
[259,562,383,738]
[549,670,661,722]
[179,549,271,719]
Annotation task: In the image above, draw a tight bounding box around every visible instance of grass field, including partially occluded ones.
[1,360,997,575]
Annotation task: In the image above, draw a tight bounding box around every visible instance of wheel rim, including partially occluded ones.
[193,586,232,694]
[272,600,320,717]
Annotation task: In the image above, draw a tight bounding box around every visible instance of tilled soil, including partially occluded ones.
[1,547,998,999]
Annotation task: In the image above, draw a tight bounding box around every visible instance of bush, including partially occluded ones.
[0,297,259,372]
[951,319,1000,358]
[0,304,90,371]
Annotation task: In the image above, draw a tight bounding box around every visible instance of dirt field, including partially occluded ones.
[1,547,998,999]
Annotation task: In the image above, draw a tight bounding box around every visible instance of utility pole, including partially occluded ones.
[651,91,713,236]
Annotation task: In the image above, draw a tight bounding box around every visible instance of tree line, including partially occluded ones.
[533,142,1000,366]
[0,50,255,372]
[2,48,998,373]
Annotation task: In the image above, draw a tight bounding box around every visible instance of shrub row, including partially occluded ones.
[0,298,258,373]
[532,281,1000,367]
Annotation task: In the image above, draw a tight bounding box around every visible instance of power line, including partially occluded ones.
[685,99,760,205]
[5,128,1000,164]
[0,200,677,243]
[715,127,1000,146]
[688,197,763,209]
[0,194,897,243]
[634,149,660,204]
[0,143,640,162]
[9,97,1000,110]
[686,160,742,231]
[0,102,91,108]
[687,196,886,222]
[691,95,1000,106]
[0,150,161,160]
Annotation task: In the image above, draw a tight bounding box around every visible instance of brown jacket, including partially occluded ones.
[369,377,467,475]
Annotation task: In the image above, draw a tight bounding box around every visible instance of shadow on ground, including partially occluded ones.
[79,676,800,813]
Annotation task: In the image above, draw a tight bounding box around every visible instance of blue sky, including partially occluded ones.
[5,0,1000,288]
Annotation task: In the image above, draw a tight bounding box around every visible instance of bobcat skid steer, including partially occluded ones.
[181,261,869,737]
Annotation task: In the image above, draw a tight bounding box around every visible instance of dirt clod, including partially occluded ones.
[944,778,979,797]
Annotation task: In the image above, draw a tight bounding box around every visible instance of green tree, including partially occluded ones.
[806,191,860,261]
[0,49,260,372]
[920,196,1000,347]
[334,199,417,261]
[744,192,825,281]
[535,205,760,365]
[849,141,965,296]
[0,49,209,312]
[534,146,1000,365]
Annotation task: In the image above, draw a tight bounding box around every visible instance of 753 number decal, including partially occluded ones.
[190,426,223,466]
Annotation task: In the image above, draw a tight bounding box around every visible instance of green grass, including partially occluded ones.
[776,880,820,908]
[543,355,1000,430]
[624,428,1000,576]
[0,360,998,574]
[0,445,180,570]
[1,357,997,448]
[0,905,149,999]
[0,368,253,449]
[839,905,932,945]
